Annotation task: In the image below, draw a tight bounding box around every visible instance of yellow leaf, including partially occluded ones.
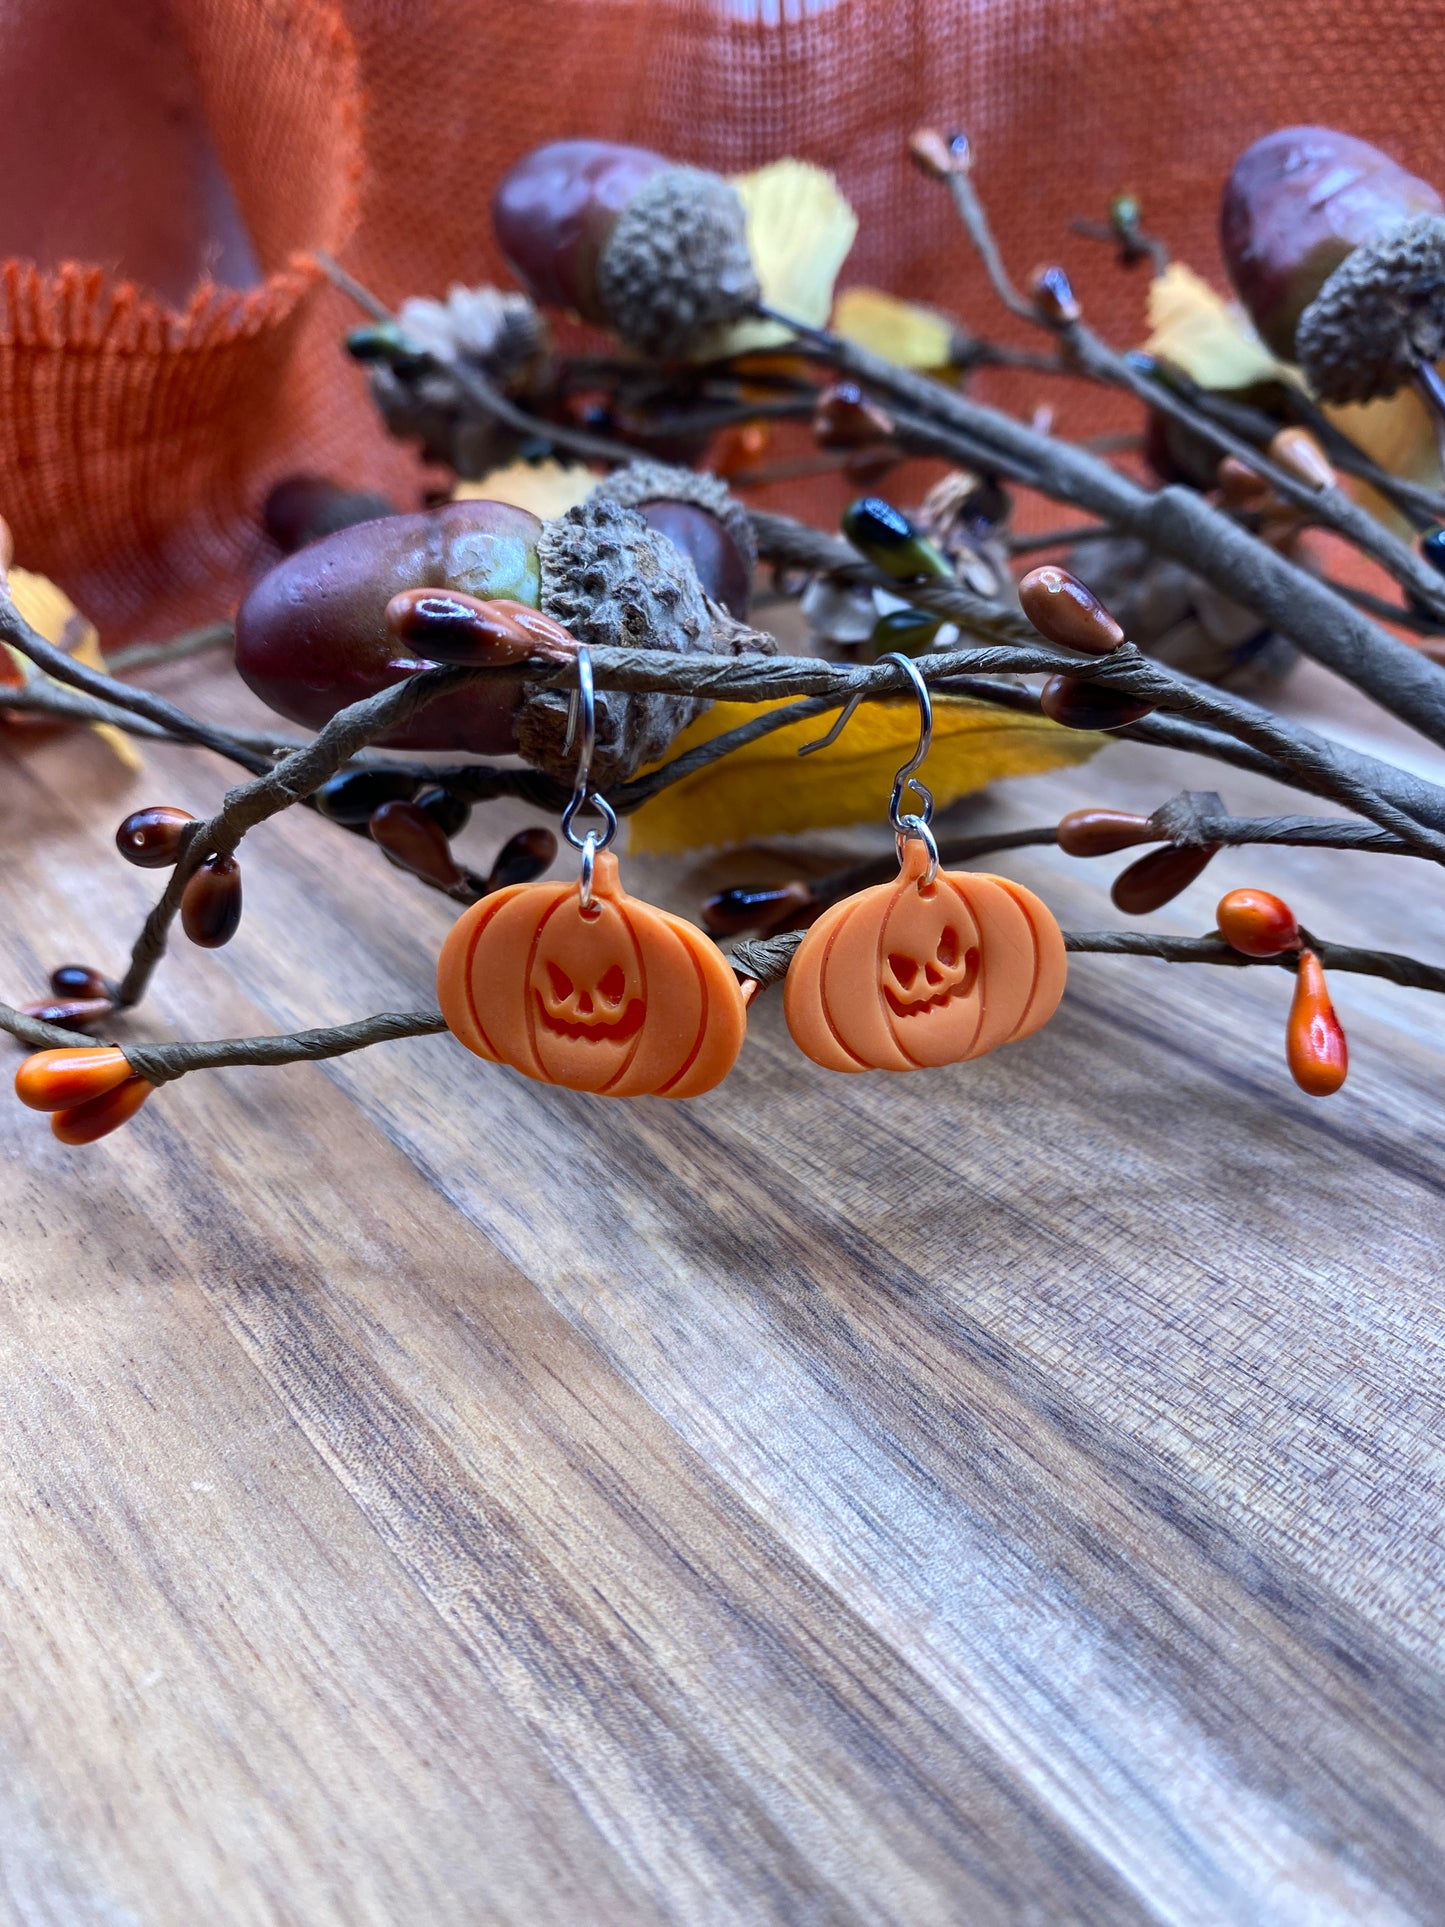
[628,694,1102,854]
[1327,383,1443,538]
[832,286,956,371]
[454,459,597,520]
[4,567,143,771]
[714,160,858,356]
[1144,263,1282,391]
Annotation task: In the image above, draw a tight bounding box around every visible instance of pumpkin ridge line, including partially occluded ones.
[600,900,648,1095]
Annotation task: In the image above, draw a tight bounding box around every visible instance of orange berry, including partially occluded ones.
[1216,887,1300,957]
[1286,949,1348,1096]
[15,1046,133,1113]
[50,1076,154,1145]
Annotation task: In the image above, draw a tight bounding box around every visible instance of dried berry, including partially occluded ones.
[369,801,464,889]
[20,998,115,1031]
[181,854,243,948]
[1268,427,1335,492]
[869,608,943,657]
[487,827,558,892]
[1032,265,1081,326]
[1111,844,1219,914]
[48,964,112,1001]
[1286,949,1348,1095]
[701,881,814,939]
[116,806,195,868]
[841,498,951,580]
[414,786,472,839]
[314,769,420,826]
[1216,887,1301,957]
[1040,676,1153,731]
[1019,565,1126,655]
[814,383,897,451]
[1055,808,1158,857]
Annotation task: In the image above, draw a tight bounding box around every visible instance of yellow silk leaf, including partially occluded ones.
[4,568,142,769]
[454,460,597,520]
[1327,384,1444,539]
[1144,263,1281,391]
[628,694,1102,854]
[714,160,858,356]
[832,286,956,371]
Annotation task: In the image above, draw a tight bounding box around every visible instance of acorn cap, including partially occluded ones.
[1295,213,1445,403]
[595,166,760,359]
[588,462,759,577]
[525,498,770,787]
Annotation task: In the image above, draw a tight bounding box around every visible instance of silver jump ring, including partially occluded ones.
[896,814,940,888]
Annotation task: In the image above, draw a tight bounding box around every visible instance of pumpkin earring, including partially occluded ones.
[783,655,1068,1073]
[437,646,748,1097]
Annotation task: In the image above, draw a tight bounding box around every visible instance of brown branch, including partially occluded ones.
[105,623,235,676]
[730,926,1445,996]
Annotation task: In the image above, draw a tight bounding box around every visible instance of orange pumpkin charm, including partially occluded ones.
[784,838,1067,1072]
[438,851,747,1097]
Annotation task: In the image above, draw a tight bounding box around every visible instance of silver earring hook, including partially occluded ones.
[559,644,618,914]
[798,652,937,884]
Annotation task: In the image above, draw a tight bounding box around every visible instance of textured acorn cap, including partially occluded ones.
[588,461,758,576]
[595,166,760,360]
[1296,214,1445,404]
[525,498,770,788]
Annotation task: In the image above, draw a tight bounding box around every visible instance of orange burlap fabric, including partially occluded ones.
[1,0,1442,641]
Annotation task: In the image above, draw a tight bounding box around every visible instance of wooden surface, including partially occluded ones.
[4,652,1445,1925]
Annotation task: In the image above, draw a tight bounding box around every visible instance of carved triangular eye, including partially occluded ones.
[937,926,959,967]
[546,962,574,1000]
[598,964,626,1006]
[888,953,918,990]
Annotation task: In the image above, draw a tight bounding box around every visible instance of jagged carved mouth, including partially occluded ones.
[536,995,646,1043]
[883,947,978,1018]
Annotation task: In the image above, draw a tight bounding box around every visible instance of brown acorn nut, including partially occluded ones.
[492,140,758,360]
[234,500,544,753]
[181,854,243,948]
[263,475,396,554]
[1220,127,1442,361]
[116,806,195,868]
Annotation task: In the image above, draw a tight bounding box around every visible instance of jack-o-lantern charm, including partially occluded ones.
[438,851,747,1097]
[784,838,1067,1072]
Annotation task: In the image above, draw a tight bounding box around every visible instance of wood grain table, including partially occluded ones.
[3,651,1444,1925]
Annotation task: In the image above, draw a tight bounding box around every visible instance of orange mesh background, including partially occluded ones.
[2,0,1443,640]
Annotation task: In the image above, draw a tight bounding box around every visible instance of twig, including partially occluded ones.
[730,926,1445,996]
[105,623,235,676]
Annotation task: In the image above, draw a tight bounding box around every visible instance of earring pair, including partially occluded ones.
[437,650,1066,1097]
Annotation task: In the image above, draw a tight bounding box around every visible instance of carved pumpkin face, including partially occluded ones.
[438,852,746,1097]
[784,839,1066,1072]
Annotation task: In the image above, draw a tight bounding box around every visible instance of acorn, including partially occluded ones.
[263,476,397,553]
[238,495,741,788]
[234,500,543,753]
[493,141,759,359]
[587,463,757,620]
[181,855,243,948]
[116,806,195,869]
[1220,127,1442,362]
[1295,214,1445,404]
